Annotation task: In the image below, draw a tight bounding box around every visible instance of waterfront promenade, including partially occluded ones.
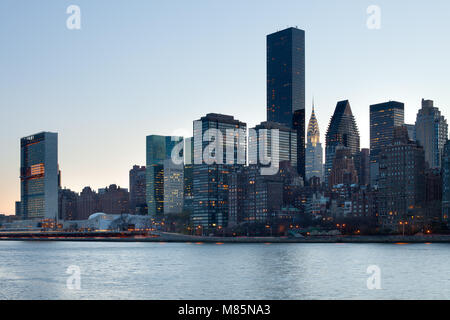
[0,230,449,243]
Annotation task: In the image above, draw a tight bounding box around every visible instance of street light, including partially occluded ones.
[399,221,408,237]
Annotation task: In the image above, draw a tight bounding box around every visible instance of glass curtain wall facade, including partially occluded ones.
[192,113,247,230]
[370,101,405,187]
[20,132,58,220]
[250,121,297,170]
[267,27,305,179]
[146,135,183,216]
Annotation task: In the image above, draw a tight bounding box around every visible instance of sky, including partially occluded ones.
[1,0,450,214]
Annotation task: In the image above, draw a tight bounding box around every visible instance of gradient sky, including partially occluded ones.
[1,0,450,214]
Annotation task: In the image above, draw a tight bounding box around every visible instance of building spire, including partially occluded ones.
[307,98,320,147]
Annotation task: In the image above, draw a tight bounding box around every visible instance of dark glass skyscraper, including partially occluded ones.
[20,132,59,220]
[325,100,360,185]
[146,135,183,216]
[267,27,305,179]
[192,113,247,230]
[370,101,405,186]
[293,109,305,180]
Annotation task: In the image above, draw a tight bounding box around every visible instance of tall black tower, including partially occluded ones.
[293,109,305,180]
[267,27,305,179]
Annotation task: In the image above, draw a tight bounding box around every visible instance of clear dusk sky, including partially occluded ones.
[1,0,450,214]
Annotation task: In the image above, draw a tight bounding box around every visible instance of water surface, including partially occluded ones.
[0,241,449,299]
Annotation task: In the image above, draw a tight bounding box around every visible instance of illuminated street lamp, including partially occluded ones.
[399,221,408,237]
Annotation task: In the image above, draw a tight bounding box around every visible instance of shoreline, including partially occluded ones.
[0,232,449,244]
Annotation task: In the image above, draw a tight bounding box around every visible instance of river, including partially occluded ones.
[1,241,449,299]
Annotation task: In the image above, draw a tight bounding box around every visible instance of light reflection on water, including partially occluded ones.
[0,241,449,300]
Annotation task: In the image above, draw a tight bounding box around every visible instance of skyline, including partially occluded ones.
[2,0,450,214]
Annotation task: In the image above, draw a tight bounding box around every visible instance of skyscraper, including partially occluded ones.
[228,161,298,227]
[369,101,405,187]
[20,132,59,220]
[424,168,442,225]
[359,148,370,186]
[243,165,284,223]
[305,103,323,183]
[129,165,147,214]
[183,137,194,214]
[378,126,426,229]
[293,109,306,180]
[442,140,450,223]
[249,121,297,170]
[192,113,247,229]
[325,100,360,185]
[163,159,184,214]
[415,99,448,169]
[267,27,305,179]
[146,135,183,216]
